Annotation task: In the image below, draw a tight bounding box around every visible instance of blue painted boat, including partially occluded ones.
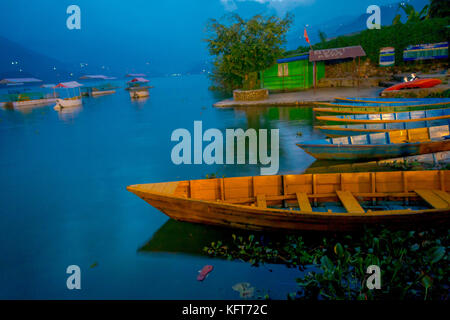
[316,108,450,125]
[316,119,450,137]
[334,97,450,104]
[298,124,450,160]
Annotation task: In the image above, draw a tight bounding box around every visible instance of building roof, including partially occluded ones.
[277,54,309,63]
[0,77,42,84]
[309,45,366,62]
[54,81,83,88]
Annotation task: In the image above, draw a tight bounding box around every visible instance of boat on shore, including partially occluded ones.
[127,170,450,232]
[383,78,442,92]
[316,119,450,137]
[316,108,450,125]
[297,124,450,160]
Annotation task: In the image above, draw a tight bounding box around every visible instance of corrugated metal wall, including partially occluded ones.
[260,60,324,91]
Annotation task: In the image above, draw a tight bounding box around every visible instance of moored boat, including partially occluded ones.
[383,78,442,92]
[297,124,450,160]
[316,108,450,125]
[316,118,450,137]
[127,170,450,232]
[334,97,450,104]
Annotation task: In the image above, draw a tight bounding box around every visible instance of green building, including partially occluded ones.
[260,53,325,91]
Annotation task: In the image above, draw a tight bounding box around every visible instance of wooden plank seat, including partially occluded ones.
[415,189,449,209]
[296,192,313,212]
[336,190,365,213]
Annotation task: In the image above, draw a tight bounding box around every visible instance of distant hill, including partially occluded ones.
[286,0,430,50]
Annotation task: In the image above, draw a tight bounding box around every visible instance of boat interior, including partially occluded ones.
[129,170,450,214]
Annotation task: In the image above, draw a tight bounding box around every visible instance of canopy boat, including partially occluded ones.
[297,124,450,160]
[0,78,58,108]
[316,108,450,125]
[383,78,442,92]
[316,118,450,137]
[334,97,450,104]
[79,75,118,97]
[127,170,450,232]
[53,81,83,108]
[126,77,152,99]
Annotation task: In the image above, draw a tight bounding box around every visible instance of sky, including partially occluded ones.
[0,0,428,76]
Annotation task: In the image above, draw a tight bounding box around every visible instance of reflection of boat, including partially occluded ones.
[316,119,450,137]
[127,170,450,232]
[316,108,450,125]
[305,151,450,174]
[297,125,450,160]
[53,82,83,109]
[138,219,255,256]
[383,78,442,92]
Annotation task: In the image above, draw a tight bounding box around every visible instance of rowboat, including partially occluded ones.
[383,78,442,92]
[305,151,450,174]
[315,100,450,109]
[334,97,450,104]
[314,104,450,116]
[316,119,450,137]
[297,124,450,160]
[316,108,450,125]
[127,170,450,232]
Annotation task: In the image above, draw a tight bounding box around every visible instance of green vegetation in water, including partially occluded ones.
[204,227,449,300]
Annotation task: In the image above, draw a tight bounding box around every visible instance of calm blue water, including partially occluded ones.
[0,75,325,299]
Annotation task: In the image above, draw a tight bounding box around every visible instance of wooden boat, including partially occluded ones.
[334,97,450,104]
[316,118,450,137]
[127,170,450,232]
[315,100,450,109]
[314,103,450,116]
[297,125,450,160]
[383,78,442,92]
[305,151,450,174]
[316,108,450,125]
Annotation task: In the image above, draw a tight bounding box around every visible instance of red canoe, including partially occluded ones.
[383,78,442,92]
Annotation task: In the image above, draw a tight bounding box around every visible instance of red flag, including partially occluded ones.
[304,28,310,45]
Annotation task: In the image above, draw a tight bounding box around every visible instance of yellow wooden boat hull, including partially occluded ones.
[127,171,450,232]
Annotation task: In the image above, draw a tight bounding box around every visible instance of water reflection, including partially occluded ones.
[55,105,83,121]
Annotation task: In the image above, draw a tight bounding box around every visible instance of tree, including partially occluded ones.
[318,30,327,43]
[392,3,429,25]
[428,0,450,18]
[205,13,293,92]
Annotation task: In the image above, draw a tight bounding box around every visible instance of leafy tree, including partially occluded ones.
[428,0,450,18]
[205,13,293,92]
[318,30,327,43]
[392,3,429,25]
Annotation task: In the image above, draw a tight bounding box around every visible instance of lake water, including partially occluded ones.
[0,74,326,299]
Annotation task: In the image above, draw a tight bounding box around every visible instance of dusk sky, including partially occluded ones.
[0,0,427,75]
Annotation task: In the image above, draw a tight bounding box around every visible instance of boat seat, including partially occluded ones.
[336,190,365,213]
[415,189,449,209]
[433,190,450,206]
[255,194,267,208]
[296,192,312,213]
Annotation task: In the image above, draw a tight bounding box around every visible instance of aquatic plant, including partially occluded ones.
[204,227,449,300]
